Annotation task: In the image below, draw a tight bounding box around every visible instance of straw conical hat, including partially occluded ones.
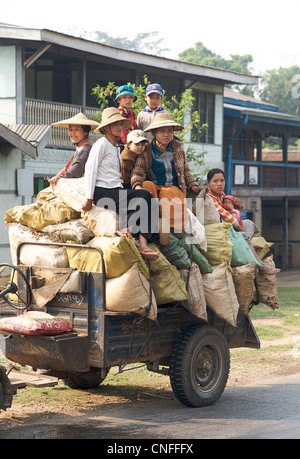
[144,112,183,132]
[94,107,132,133]
[51,112,100,130]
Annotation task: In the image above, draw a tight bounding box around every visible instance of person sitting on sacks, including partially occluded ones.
[130,112,202,233]
[194,168,280,275]
[81,107,160,260]
[49,112,100,186]
[121,130,149,188]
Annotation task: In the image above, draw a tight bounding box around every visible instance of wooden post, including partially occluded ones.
[282,197,289,271]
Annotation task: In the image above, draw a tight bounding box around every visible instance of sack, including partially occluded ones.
[194,189,220,225]
[202,222,233,267]
[81,205,119,237]
[228,226,263,268]
[66,236,149,279]
[255,255,279,309]
[151,265,188,305]
[179,262,207,321]
[251,236,273,260]
[202,262,239,327]
[105,263,157,320]
[43,219,94,244]
[52,177,86,212]
[7,223,69,268]
[232,263,256,314]
[5,198,80,231]
[158,234,191,270]
[178,238,213,274]
[182,208,207,252]
[0,311,72,336]
[147,243,171,273]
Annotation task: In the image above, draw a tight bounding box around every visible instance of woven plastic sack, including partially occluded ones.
[202,262,239,327]
[0,311,72,336]
[228,226,263,268]
[178,237,213,274]
[255,255,279,309]
[151,265,188,305]
[158,234,191,270]
[202,222,233,267]
[251,237,273,260]
[5,198,80,231]
[193,189,220,225]
[66,235,149,279]
[182,208,207,252]
[232,263,256,314]
[43,219,94,244]
[105,263,157,320]
[179,262,207,321]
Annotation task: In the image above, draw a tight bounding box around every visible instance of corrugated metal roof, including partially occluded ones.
[0,124,51,158]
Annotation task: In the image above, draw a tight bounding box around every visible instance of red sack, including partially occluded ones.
[0,311,72,336]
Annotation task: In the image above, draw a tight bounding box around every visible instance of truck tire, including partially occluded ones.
[67,368,110,389]
[170,323,230,407]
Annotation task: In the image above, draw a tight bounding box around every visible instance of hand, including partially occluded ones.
[232,196,243,211]
[81,198,93,212]
[134,185,143,190]
[48,176,59,186]
[191,185,203,194]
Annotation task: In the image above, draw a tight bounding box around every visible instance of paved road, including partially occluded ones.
[1,373,300,439]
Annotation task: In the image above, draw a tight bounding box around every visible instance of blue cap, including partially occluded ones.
[146,83,163,96]
[115,85,137,102]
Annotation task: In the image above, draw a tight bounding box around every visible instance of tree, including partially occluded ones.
[178,42,254,95]
[258,66,300,117]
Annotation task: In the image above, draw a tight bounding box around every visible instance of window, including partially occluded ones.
[192,91,215,144]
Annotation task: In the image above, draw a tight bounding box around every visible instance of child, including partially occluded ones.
[223,195,244,229]
[115,85,137,148]
[82,107,159,260]
[121,130,148,187]
[137,83,168,140]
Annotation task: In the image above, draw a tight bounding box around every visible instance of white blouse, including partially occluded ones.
[84,137,123,199]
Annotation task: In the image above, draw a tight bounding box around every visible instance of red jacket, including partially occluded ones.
[118,107,137,144]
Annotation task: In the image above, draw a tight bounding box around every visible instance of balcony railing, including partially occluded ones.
[231,159,300,196]
[25,99,100,148]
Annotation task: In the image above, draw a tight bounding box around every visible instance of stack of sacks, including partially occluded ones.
[48,178,188,319]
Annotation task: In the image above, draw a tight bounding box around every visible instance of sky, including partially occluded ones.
[2,0,300,76]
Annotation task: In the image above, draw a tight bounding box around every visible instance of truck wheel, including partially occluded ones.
[67,368,110,389]
[170,324,230,407]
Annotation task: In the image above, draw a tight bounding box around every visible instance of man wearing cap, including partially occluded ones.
[82,107,160,260]
[137,84,169,141]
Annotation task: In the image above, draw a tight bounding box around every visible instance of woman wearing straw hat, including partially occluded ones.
[82,107,160,260]
[48,112,100,186]
[130,112,202,231]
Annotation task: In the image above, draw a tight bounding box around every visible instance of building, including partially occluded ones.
[223,88,300,269]
[0,23,257,263]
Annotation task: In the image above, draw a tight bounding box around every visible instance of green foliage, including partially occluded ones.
[259,66,300,117]
[91,75,208,174]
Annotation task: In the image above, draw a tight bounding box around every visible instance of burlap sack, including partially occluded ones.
[179,262,207,321]
[202,262,239,327]
[105,263,157,320]
[232,263,256,314]
[43,219,94,244]
[255,255,279,309]
[151,265,188,305]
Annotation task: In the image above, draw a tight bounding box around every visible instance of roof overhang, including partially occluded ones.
[0,24,259,86]
[224,103,300,129]
[0,124,51,158]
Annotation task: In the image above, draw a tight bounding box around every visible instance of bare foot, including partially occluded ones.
[138,246,160,260]
[259,264,281,275]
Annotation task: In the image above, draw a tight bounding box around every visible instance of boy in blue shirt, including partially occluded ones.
[137,83,168,140]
